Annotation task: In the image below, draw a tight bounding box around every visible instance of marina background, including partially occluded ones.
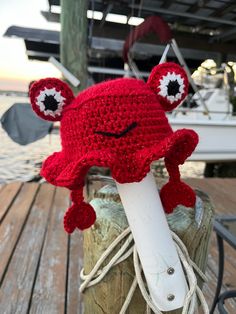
[0,94,205,184]
[0,95,60,184]
[0,0,229,183]
[0,0,61,184]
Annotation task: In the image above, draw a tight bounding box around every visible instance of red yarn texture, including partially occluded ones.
[123,16,172,62]
[30,62,198,234]
[64,203,96,233]
[148,62,189,111]
[63,189,96,233]
[30,78,74,121]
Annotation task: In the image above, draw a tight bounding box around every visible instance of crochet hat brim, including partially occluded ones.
[41,128,198,189]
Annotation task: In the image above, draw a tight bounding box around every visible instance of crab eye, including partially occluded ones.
[36,88,65,118]
[147,62,189,111]
[30,78,74,121]
[159,72,185,104]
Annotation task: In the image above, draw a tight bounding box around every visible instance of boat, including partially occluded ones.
[123,16,236,162]
[170,118,236,162]
[169,64,236,162]
[4,16,236,163]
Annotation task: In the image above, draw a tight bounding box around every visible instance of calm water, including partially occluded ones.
[0,95,61,184]
[0,95,205,184]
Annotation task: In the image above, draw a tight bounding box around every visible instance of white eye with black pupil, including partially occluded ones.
[158,72,185,104]
[36,88,66,117]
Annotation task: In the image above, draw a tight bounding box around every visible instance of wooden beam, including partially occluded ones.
[131,4,236,27]
[198,1,236,29]
[161,0,175,9]
[187,0,211,13]
[99,3,113,28]
[211,27,236,43]
[60,0,88,92]
[91,21,236,56]
[173,31,236,56]
[210,2,236,17]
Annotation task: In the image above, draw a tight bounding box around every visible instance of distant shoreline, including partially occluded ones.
[0,90,28,97]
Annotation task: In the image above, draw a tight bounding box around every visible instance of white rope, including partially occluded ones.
[120,278,137,314]
[133,247,163,314]
[80,227,209,314]
[80,228,133,291]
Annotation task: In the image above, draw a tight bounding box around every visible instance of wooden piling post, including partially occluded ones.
[83,186,147,313]
[60,0,88,92]
[83,183,214,313]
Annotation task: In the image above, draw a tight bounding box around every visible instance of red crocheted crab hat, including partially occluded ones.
[30,62,198,234]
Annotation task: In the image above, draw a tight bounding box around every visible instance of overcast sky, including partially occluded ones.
[0,0,61,90]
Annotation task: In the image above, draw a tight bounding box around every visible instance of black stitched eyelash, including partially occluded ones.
[95,122,138,138]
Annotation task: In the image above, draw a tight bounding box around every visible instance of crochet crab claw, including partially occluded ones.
[160,181,196,214]
[63,202,96,234]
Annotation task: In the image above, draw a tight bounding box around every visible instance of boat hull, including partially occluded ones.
[169,118,236,162]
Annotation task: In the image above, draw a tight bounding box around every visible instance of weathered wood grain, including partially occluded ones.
[0,181,22,223]
[29,187,69,314]
[211,243,236,290]
[83,192,146,314]
[0,184,55,314]
[201,267,219,314]
[0,183,38,283]
[224,243,236,280]
[66,231,84,314]
[0,179,236,313]
[206,236,236,312]
[61,0,88,92]
[186,178,236,214]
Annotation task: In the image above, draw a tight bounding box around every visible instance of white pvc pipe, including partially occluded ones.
[116,172,188,311]
[159,43,170,64]
[49,56,80,87]
[123,63,130,77]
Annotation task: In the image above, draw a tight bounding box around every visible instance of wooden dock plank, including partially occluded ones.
[0,181,22,223]
[0,179,236,313]
[186,178,236,214]
[0,183,38,284]
[0,184,55,314]
[206,178,236,214]
[67,232,84,314]
[224,243,236,281]
[29,187,69,314]
[202,267,218,312]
